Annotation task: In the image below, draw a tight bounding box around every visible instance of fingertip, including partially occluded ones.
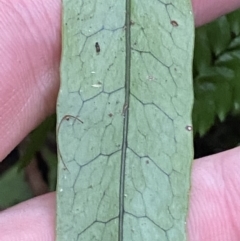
[0,0,61,161]
[0,192,56,241]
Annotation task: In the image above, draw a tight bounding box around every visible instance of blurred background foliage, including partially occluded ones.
[1,9,240,209]
[193,9,240,136]
[193,9,240,157]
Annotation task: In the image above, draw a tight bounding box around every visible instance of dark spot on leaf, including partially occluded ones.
[95,42,100,53]
[171,20,178,27]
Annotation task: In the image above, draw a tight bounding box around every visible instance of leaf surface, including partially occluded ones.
[57,1,194,240]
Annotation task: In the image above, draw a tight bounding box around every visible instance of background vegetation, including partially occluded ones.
[193,9,240,157]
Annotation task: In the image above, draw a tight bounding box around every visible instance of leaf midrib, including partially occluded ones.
[119,0,131,240]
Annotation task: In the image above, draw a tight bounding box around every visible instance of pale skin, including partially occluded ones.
[0,0,240,240]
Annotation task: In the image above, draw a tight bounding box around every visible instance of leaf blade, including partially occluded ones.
[57,1,194,240]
